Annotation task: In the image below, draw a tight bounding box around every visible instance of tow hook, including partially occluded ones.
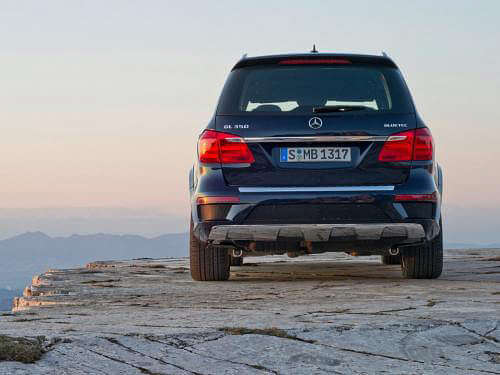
[232,249,243,258]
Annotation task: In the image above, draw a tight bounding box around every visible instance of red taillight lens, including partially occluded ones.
[378,130,415,162]
[413,128,434,160]
[378,128,434,162]
[395,192,438,202]
[198,130,255,164]
[219,137,255,164]
[198,130,220,163]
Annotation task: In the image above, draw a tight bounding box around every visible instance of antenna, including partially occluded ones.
[310,44,318,53]
[241,53,248,60]
[382,51,388,57]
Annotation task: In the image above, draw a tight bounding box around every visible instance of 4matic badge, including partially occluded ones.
[384,123,408,128]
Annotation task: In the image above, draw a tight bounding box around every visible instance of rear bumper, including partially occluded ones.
[190,162,443,252]
[209,223,425,243]
[205,222,437,254]
[197,218,439,252]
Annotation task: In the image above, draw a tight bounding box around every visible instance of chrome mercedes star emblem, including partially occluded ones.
[308,117,323,129]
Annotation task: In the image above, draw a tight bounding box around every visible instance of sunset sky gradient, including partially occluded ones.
[1,1,499,242]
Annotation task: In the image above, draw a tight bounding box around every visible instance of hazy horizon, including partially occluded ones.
[1,1,499,244]
[0,203,498,245]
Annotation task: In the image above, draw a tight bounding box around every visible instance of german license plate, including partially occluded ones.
[280,147,351,162]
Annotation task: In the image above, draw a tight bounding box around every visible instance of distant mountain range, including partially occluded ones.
[0,231,188,290]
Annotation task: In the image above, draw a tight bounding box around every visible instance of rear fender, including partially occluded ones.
[437,164,443,195]
[188,166,195,195]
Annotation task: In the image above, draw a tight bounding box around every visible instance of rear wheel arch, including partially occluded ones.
[437,164,443,195]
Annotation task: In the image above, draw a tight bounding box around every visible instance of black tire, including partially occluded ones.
[189,219,230,281]
[230,256,243,267]
[401,221,443,279]
[381,254,401,265]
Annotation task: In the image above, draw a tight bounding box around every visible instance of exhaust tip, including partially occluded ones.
[388,248,400,256]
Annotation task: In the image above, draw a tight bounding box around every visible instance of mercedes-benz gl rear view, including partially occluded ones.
[189,53,443,281]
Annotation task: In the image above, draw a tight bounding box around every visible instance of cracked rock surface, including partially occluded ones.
[0,249,499,374]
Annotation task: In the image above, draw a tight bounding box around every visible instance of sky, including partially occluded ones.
[0,1,499,242]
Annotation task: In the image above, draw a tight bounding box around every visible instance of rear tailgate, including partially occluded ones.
[217,114,416,187]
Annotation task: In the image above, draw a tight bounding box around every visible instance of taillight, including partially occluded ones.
[198,130,220,163]
[378,128,434,162]
[198,130,255,164]
[378,130,415,162]
[413,128,434,160]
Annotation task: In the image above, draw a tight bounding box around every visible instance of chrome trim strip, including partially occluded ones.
[387,135,407,141]
[238,186,395,193]
[226,136,389,143]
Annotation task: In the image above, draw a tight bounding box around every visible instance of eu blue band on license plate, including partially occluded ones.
[280,148,288,161]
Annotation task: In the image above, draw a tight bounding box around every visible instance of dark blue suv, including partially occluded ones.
[189,52,443,281]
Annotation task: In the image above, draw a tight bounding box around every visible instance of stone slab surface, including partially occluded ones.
[0,249,499,374]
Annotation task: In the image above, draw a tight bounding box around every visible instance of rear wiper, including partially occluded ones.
[313,105,372,113]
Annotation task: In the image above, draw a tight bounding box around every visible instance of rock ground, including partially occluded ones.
[0,249,499,374]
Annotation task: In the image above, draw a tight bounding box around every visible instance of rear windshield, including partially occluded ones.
[217,65,414,115]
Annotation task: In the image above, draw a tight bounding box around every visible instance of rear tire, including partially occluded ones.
[381,255,401,265]
[401,221,443,279]
[189,219,230,281]
[230,256,243,267]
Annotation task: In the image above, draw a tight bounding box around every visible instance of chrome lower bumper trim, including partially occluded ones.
[238,186,395,193]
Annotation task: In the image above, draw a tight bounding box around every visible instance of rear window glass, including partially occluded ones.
[217,65,414,115]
